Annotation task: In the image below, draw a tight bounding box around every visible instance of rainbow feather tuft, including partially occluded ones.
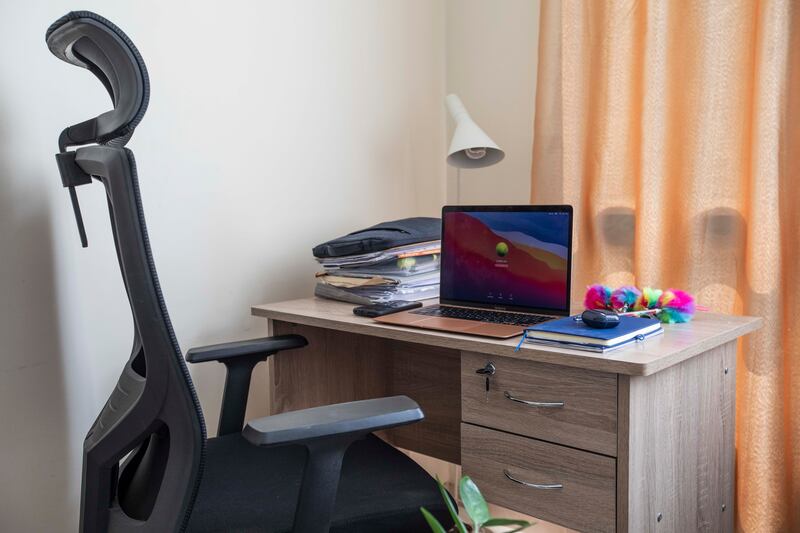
[584,284,612,310]
[657,289,696,323]
[635,287,663,311]
[610,286,641,312]
[585,284,699,322]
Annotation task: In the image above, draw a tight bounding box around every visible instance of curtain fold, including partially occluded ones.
[531,1,799,530]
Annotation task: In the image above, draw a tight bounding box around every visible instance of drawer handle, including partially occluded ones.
[503,390,565,408]
[503,469,563,490]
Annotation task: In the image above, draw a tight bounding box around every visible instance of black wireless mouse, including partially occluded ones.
[581,309,621,329]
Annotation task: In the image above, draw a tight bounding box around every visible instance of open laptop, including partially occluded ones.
[375,205,573,338]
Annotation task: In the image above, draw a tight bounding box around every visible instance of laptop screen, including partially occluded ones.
[440,206,573,314]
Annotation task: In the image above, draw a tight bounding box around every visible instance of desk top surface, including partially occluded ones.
[251,298,762,376]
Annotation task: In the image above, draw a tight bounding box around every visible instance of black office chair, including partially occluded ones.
[47,11,452,533]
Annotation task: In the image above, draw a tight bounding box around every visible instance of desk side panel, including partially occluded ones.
[620,340,736,532]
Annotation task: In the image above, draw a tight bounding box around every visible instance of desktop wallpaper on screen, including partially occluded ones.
[440,210,570,311]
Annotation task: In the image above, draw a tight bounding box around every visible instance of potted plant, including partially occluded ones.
[421,476,533,533]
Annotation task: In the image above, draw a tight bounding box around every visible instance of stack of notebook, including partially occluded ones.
[314,241,441,304]
[312,217,442,305]
[520,315,663,353]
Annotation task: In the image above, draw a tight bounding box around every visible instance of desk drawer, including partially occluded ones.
[461,352,617,456]
[462,423,616,533]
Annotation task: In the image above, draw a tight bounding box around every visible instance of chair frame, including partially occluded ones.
[47,11,426,533]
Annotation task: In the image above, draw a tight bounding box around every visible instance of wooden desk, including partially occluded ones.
[252,298,762,533]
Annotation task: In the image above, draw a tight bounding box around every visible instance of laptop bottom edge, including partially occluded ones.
[374,312,525,339]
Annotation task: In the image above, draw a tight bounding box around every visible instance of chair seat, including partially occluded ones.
[187,432,452,532]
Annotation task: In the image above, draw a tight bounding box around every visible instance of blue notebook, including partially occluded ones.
[519,315,663,352]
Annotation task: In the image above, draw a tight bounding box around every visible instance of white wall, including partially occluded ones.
[0,1,445,530]
[446,0,540,204]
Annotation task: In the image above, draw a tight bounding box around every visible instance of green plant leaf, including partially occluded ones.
[483,517,534,532]
[420,507,449,533]
[435,476,467,533]
[504,525,533,533]
[459,476,491,531]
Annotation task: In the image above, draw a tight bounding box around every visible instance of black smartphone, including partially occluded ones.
[353,300,423,318]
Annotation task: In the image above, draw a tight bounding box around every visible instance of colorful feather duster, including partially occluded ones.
[657,289,696,323]
[635,287,663,311]
[584,284,612,310]
[583,284,698,323]
[610,286,641,312]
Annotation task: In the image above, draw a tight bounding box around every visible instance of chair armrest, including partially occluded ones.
[185,334,307,364]
[242,395,424,447]
[185,334,308,436]
[242,396,425,533]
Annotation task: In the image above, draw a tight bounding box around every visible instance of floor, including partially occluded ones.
[403,449,577,533]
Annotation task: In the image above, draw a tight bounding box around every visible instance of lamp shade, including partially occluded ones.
[445,94,504,169]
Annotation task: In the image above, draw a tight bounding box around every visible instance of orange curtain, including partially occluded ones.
[531,1,799,530]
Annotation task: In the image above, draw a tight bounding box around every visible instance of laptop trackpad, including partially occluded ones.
[418,317,479,332]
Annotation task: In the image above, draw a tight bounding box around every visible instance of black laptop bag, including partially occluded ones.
[312,217,441,258]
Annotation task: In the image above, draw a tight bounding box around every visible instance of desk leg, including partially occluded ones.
[618,340,736,532]
[267,320,461,464]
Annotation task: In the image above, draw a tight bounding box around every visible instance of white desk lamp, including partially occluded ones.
[445,94,504,203]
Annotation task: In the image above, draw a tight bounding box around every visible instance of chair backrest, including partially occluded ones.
[47,12,207,532]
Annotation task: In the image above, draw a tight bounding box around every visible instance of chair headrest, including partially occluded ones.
[46,11,149,149]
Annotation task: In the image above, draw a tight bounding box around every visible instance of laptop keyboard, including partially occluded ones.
[410,305,553,327]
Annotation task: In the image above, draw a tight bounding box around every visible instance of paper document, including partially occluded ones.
[328,253,440,277]
[316,241,441,269]
[314,282,439,304]
[316,274,397,288]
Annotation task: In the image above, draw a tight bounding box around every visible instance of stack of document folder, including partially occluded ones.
[520,315,663,353]
[314,241,440,305]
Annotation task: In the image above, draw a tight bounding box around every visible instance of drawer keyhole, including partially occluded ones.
[475,362,496,395]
